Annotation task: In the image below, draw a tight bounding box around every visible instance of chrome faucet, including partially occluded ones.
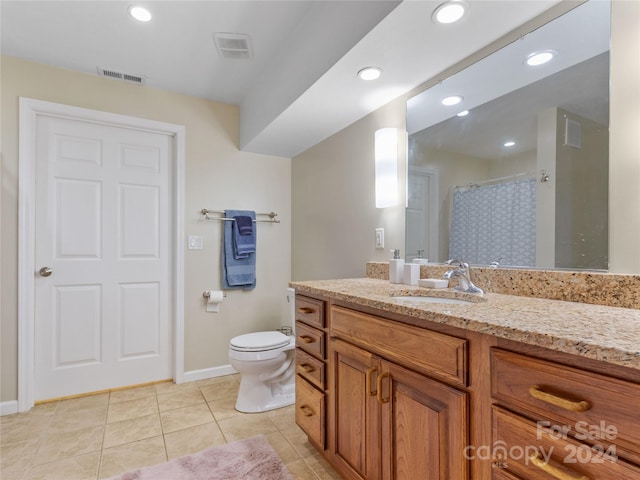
[443,259,484,295]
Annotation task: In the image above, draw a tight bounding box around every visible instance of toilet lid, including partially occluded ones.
[230,331,291,352]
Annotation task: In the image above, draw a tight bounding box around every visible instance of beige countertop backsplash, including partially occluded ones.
[291,273,640,371]
[366,262,640,309]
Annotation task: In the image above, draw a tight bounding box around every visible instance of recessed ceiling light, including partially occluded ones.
[357,67,382,81]
[442,95,463,106]
[129,6,152,22]
[456,110,469,117]
[504,141,516,147]
[526,50,556,66]
[432,1,468,24]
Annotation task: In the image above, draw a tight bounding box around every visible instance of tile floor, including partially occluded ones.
[0,374,342,480]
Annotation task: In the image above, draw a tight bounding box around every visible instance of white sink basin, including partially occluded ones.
[391,295,476,305]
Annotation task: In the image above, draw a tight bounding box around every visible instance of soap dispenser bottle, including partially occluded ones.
[389,249,405,284]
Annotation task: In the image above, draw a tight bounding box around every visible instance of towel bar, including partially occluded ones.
[200,209,280,223]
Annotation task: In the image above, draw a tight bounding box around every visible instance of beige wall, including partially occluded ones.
[555,109,608,269]
[291,100,406,280]
[536,108,559,268]
[488,150,537,179]
[292,0,640,281]
[609,0,640,273]
[1,56,291,403]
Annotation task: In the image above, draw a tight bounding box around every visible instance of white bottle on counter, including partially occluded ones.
[389,249,405,284]
[403,263,420,286]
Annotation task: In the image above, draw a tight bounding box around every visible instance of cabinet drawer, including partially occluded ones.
[296,321,325,360]
[296,348,325,390]
[492,469,520,480]
[491,348,640,460]
[295,295,325,328]
[331,305,468,387]
[492,406,640,480]
[295,375,325,449]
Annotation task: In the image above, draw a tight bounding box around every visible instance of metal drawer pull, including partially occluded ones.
[366,367,377,397]
[529,453,589,480]
[300,405,315,417]
[377,372,390,404]
[298,335,315,344]
[298,307,315,314]
[529,385,591,412]
[298,363,315,373]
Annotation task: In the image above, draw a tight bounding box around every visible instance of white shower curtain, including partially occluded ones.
[449,178,536,266]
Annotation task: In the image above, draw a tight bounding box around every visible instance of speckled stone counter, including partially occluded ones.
[291,277,640,371]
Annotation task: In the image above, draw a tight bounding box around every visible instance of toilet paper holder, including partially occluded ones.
[202,291,227,299]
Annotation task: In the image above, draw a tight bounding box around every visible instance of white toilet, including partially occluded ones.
[228,289,296,413]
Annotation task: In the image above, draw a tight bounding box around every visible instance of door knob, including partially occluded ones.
[39,267,53,277]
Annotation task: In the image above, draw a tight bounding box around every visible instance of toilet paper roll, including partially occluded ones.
[205,290,224,313]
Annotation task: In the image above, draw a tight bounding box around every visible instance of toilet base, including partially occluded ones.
[235,376,295,413]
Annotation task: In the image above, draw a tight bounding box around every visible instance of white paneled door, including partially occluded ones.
[34,115,173,401]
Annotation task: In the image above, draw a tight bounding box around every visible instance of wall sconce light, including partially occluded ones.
[375,128,399,208]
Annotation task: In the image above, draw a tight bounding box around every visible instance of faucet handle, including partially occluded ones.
[447,259,469,269]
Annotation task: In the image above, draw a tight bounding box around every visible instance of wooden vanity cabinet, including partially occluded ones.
[329,305,469,480]
[490,348,640,479]
[293,290,640,480]
[294,294,328,449]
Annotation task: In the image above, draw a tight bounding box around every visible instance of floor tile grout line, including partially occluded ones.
[200,384,231,444]
[95,391,110,480]
[153,388,170,463]
[157,393,172,465]
[301,454,326,480]
[2,375,341,480]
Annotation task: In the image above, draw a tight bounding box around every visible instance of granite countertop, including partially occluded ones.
[290,277,640,371]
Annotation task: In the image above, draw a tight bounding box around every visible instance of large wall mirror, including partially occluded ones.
[405,0,610,270]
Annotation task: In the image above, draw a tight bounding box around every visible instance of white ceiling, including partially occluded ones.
[407,0,610,160]
[1,0,560,158]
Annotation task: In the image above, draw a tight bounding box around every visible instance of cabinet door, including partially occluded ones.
[330,338,381,480]
[379,360,469,480]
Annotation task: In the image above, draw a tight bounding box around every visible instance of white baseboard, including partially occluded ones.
[0,400,18,416]
[182,364,237,383]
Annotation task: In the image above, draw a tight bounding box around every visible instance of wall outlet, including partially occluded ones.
[375,228,384,249]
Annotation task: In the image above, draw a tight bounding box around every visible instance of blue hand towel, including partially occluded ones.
[235,215,254,236]
[222,210,256,290]
[232,215,255,259]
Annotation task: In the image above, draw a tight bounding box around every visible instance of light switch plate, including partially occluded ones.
[375,228,384,249]
[188,235,203,250]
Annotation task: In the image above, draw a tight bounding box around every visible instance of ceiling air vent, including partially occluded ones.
[213,33,253,60]
[97,67,145,85]
[564,117,582,149]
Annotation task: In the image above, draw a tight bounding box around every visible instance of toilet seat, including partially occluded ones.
[230,331,291,352]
